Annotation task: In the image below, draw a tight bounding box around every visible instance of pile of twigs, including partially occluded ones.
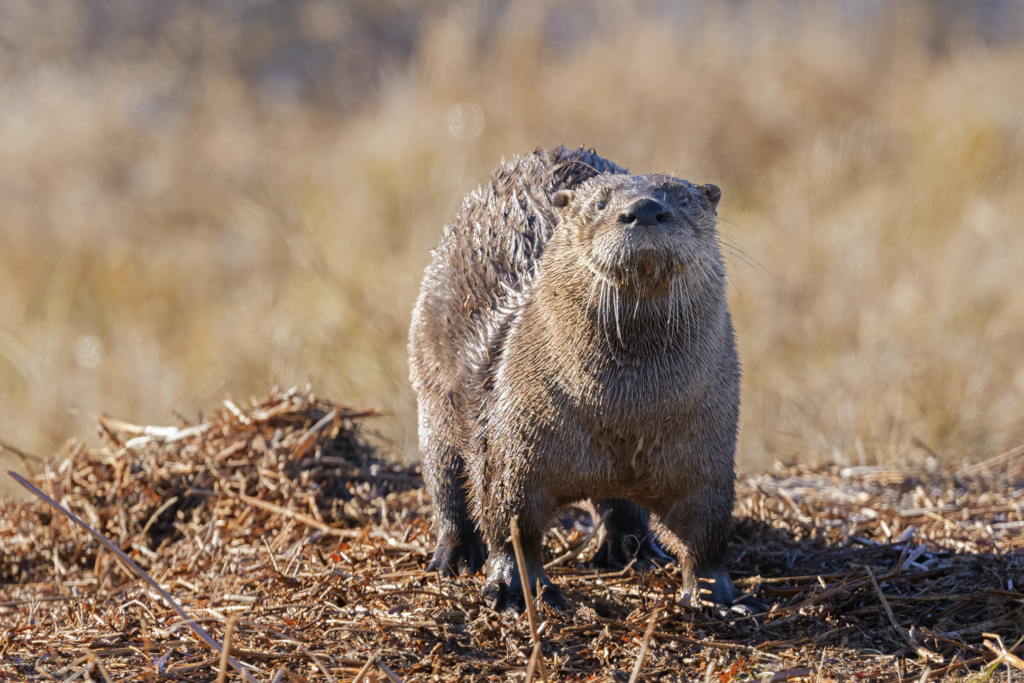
[2,389,1023,681]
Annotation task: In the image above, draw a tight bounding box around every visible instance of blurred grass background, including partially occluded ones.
[2,0,1024,494]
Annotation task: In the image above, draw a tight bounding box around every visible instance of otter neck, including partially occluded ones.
[532,246,726,358]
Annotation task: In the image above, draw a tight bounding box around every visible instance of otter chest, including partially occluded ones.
[587,423,678,482]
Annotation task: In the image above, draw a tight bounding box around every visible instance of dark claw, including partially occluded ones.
[584,531,674,572]
[483,579,568,613]
[538,582,568,610]
[587,499,674,572]
[693,568,771,613]
[729,592,770,614]
[482,580,512,611]
[427,535,487,576]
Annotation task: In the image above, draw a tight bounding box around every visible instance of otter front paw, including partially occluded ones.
[427,535,487,576]
[681,582,769,615]
[482,578,568,613]
[688,567,770,614]
[728,591,770,614]
[483,552,568,612]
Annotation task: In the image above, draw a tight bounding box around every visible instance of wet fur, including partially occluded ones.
[409,146,753,610]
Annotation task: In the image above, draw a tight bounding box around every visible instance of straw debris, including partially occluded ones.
[2,389,1023,681]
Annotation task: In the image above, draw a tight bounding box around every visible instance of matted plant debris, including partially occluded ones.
[2,389,1023,682]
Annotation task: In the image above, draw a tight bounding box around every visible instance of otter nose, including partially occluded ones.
[620,198,670,227]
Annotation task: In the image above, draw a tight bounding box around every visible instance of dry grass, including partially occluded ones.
[2,390,1023,681]
[2,0,1024,490]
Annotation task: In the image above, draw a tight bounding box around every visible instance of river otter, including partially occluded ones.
[409,146,758,611]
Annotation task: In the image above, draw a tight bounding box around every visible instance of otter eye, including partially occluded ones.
[596,201,607,211]
[679,196,690,206]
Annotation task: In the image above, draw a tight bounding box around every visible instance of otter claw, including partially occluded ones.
[483,580,568,613]
[731,593,770,614]
[584,533,674,572]
[427,537,486,576]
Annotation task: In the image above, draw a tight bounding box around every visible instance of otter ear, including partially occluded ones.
[551,189,573,209]
[702,184,721,208]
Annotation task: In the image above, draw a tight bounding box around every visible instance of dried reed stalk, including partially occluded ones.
[511,515,549,683]
[8,471,257,683]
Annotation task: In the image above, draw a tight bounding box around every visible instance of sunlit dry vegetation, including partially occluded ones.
[1,0,1023,489]
[3,391,1023,680]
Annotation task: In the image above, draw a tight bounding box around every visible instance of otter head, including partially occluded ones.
[551,174,724,299]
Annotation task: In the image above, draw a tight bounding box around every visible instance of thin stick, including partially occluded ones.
[966,443,1024,473]
[865,565,942,663]
[510,516,549,683]
[524,641,542,682]
[983,633,1024,670]
[140,496,179,541]
[216,614,240,683]
[628,608,660,683]
[763,668,814,682]
[281,667,314,683]
[291,408,339,460]
[95,659,113,683]
[376,661,404,683]
[595,615,776,657]
[766,566,946,619]
[351,657,376,683]
[192,489,348,537]
[7,471,258,683]
[0,439,45,463]
[261,628,335,682]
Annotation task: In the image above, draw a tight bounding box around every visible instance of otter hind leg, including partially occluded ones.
[584,499,673,571]
[657,492,767,613]
[418,391,487,576]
